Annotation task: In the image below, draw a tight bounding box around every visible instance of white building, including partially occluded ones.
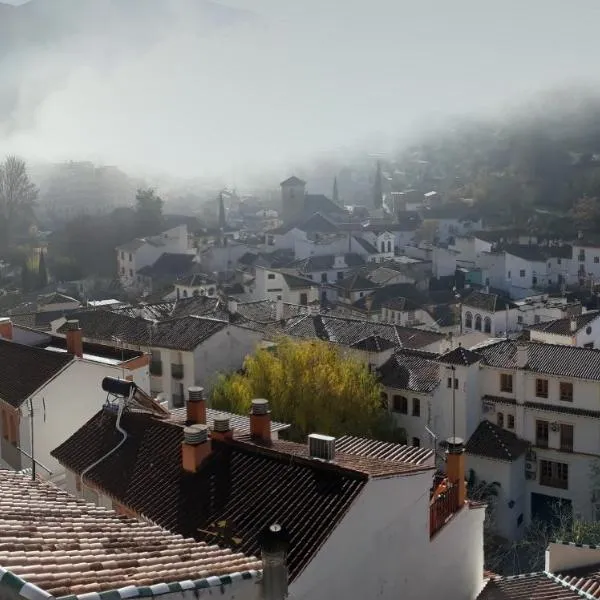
[528,310,600,348]
[174,273,218,299]
[462,290,520,336]
[252,266,320,304]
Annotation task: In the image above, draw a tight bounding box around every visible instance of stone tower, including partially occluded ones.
[280,176,306,224]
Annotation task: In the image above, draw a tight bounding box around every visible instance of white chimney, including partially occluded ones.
[570,318,578,333]
[275,299,284,321]
[515,344,528,369]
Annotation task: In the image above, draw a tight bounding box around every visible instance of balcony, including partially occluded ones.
[430,483,459,538]
[149,361,162,377]
[171,363,184,380]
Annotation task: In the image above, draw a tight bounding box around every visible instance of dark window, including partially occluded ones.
[508,270,511,279]
[557,258,562,265]
[532,276,538,286]
[447,377,452,389]
[484,317,492,333]
[387,241,392,253]
[497,412,504,427]
[337,271,344,281]
[267,273,276,280]
[465,312,473,328]
[517,315,523,324]
[507,414,515,429]
[454,378,459,390]
[393,395,408,414]
[560,424,574,452]
[276,295,282,301]
[412,437,420,447]
[520,269,526,278]
[412,398,421,417]
[321,273,327,283]
[474,314,482,331]
[536,379,548,398]
[128,253,132,261]
[595,257,599,264]
[534,315,541,324]
[536,420,549,448]
[585,342,595,349]
[540,460,568,489]
[560,382,573,402]
[500,373,513,393]
[300,293,308,305]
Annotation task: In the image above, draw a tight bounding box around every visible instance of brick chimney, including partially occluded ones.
[445,436,466,509]
[64,320,83,358]
[186,386,206,425]
[0,317,13,340]
[211,414,233,441]
[250,398,271,444]
[181,424,211,473]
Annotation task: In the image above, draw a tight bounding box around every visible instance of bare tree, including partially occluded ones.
[0,155,38,252]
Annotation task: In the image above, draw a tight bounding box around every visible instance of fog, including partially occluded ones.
[1,0,600,184]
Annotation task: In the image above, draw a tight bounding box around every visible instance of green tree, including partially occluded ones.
[135,188,164,236]
[0,156,38,254]
[211,337,400,441]
[37,250,48,289]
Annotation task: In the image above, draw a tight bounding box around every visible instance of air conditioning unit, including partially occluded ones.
[551,422,560,433]
[526,449,537,461]
[308,433,336,461]
[525,471,537,481]
[525,461,537,473]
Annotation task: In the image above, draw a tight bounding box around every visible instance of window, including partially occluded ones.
[454,378,459,390]
[508,414,515,429]
[540,460,569,489]
[120,267,125,275]
[579,252,585,262]
[585,342,595,349]
[595,257,599,264]
[497,412,504,427]
[387,241,392,253]
[465,311,473,328]
[560,382,573,402]
[500,373,513,393]
[474,314,482,331]
[517,315,523,324]
[412,437,420,447]
[276,295,282,301]
[412,398,421,417]
[560,424,574,452]
[321,273,327,283]
[520,269,526,278]
[299,293,308,306]
[536,420,549,448]
[267,273,276,280]
[337,271,344,281]
[393,395,408,414]
[532,276,537,286]
[120,251,124,260]
[128,253,133,261]
[534,315,541,324]
[484,316,492,333]
[447,377,458,389]
[536,378,549,398]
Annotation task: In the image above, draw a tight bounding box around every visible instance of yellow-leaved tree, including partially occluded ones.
[211,337,405,442]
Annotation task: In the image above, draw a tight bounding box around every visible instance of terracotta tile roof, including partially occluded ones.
[465,420,529,462]
[477,572,583,599]
[378,350,441,393]
[478,340,600,382]
[555,556,600,597]
[439,346,482,366]
[52,409,432,582]
[528,311,600,336]
[0,339,73,408]
[335,435,434,465]
[0,470,261,599]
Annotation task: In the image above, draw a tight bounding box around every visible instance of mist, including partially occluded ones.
[2,0,600,185]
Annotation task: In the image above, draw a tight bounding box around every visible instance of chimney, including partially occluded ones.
[0,317,13,340]
[181,424,211,473]
[445,436,466,509]
[260,523,290,600]
[515,344,528,369]
[570,317,578,333]
[211,414,233,441]
[64,319,83,358]
[186,386,206,425]
[227,298,238,314]
[275,299,284,321]
[250,398,271,444]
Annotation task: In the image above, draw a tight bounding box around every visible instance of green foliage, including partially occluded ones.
[211,337,403,442]
[135,187,164,236]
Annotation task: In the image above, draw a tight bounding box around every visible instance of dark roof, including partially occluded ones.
[477,340,600,382]
[52,409,428,582]
[283,314,444,350]
[8,308,80,332]
[0,339,73,408]
[280,272,318,290]
[176,273,218,287]
[37,292,79,305]
[350,335,396,353]
[527,311,600,336]
[438,346,482,366]
[116,239,147,252]
[335,435,433,465]
[137,253,196,279]
[464,290,518,312]
[335,273,377,292]
[378,350,440,393]
[280,175,306,186]
[353,236,379,254]
[238,251,260,265]
[296,212,340,233]
[303,195,345,216]
[235,300,308,324]
[290,253,365,273]
[57,311,229,351]
[477,573,583,599]
[466,420,529,461]
[503,244,573,261]
[352,283,428,313]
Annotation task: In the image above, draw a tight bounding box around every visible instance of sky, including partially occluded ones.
[1,0,600,184]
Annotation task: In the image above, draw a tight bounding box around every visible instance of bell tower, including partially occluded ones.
[280,176,306,224]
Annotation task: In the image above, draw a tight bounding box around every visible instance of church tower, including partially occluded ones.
[280,176,306,224]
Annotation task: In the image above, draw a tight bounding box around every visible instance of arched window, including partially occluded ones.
[387,240,392,253]
[465,311,473,328]
[475,314,482,331]
[393,395,408,414]
[484,316,492,333]
[380,241,385,253]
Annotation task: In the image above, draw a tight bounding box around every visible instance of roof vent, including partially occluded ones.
[252,398,269,415]
[213,414,230,432]
[184,424,208,445]
[308,433,336,461]
[188,386,204,402]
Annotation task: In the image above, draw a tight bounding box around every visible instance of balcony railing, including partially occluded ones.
[150,361,162,376]
[430,483,459,538]
[171,364,184,379]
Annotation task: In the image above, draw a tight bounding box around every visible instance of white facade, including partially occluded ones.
[253,267,319,304]
[462,304,520,337]
[175,280,217,299]
[529,314,600,348]
[569,243,600,285]
[266,227,307,251]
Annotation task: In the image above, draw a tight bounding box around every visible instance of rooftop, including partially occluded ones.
[527,311,600,336]
[0,339,73,408]
[465,420,530,462]
[463,290,518,313]
[0,470,260,599]
[378,349,441,393]
[438,346,482,366]
[136,253,196,279]
[477,572,583,600]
